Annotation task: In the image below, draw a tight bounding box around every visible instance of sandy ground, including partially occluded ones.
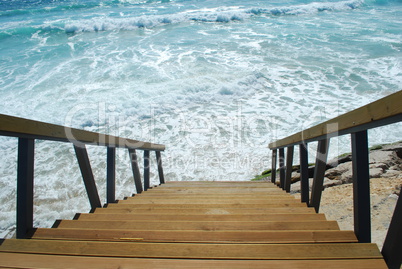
[292,176,402,250]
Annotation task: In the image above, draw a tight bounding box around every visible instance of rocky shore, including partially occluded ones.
[289,141,402,193]
[268,141,402,249]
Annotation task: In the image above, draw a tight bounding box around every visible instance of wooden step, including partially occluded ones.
[144,186,281,191]
[53,220,340,230]
[105,203,307,209]
[0,253,388,269]
[75,212,327,222]
[31,228,357,243]
[132,193,292,198]
[129,192,294,197]
[0,239,383,260]
[152,183,278,188]
[94,206,316,214]
[0,181,387,268]
[159,181,277,187]
[144,182,282,188]
[117,198,300,205]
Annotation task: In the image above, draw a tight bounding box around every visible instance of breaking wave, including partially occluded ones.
[1,0,364,35]
[64,0,364,33]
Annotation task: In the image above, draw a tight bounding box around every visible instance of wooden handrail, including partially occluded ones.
[0,113,166,240]
[267,90,402,269]
[269,90,402,149]
[0,114,165,151]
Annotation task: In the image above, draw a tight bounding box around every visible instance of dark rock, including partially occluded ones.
[327,154,353,168]
[395,148,402,159]
[369,168,384,178]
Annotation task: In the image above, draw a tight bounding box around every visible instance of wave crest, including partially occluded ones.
[1,0,365,35]
[248,0,363,16]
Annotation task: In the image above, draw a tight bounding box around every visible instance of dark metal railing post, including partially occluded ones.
[144,150,150,191]
[382,192,402,269]
[271,149,277,184]
[310,139,330,213]
[351,130,371,243]
[128,148,143,194]
[155,151,165,184]
[299,143,309,204]
[279,148,285,189]
[74,143,102,209]
[284,146,294,193]
[16,138,35,239]
[106,147,116,204]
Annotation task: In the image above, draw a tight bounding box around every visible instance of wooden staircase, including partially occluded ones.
[0,181,387,268]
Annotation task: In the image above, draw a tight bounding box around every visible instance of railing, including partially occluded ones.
[0,114,165,239]
[269,90,402,269]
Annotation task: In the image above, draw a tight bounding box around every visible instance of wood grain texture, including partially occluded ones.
[75,212,327,221]
[0,240,382,260]
[134,193,288,198]
[105,202,308,208]
[0,113,164,150]
[31,228,357,243]
[0,253,388,269]
[94,207,316,214]
[117,198,300,205]
[54,220,340,231]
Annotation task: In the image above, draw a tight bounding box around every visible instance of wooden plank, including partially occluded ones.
[142,188,284,193]
[160,182,275,185]
[155,183,278,188]
[152,186,279,190]
[159,183,277,187]
[131,195,291,199]
[135,194,289,198]
[127,193,295,199]
[141,190,286,196]
[31,228,357,243]
[164,181,274,184]
[145,185,281,189]
[0,240,383,260]
[93,207,316,214]
[269,90,402,149]
[0,253,388,269]
[76,213,327,222]
[54,220,340,230]
[0,113,165,150]
[105,203,308,209]
[117,198,300,205]
[133,193,291,198]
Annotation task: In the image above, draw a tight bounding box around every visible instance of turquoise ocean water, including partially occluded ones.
[1,0,401,236]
